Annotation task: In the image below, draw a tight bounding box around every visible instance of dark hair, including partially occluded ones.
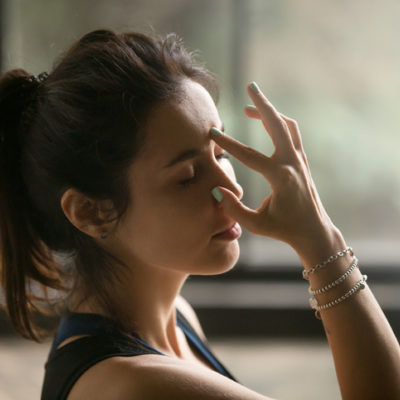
[0,28,219,341]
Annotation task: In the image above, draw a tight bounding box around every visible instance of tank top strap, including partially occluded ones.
[176,309,238,381]
[49,311,142,355]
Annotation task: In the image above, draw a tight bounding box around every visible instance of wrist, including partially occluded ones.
[289,225,347,271]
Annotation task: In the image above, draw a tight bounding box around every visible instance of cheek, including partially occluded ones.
[124,194,210,260]
[152,200,209,244]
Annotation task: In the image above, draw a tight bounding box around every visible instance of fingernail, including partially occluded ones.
[211,187,223,202]
[210,127,223,136]
[249,81,260,94]
[246,104,257,111]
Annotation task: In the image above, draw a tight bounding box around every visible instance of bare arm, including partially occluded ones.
[295,229,400,399]
[210,81,400,399]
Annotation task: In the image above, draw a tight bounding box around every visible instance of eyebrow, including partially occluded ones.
[163,123,225,169]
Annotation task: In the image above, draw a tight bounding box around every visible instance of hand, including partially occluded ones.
[210,82,338,252]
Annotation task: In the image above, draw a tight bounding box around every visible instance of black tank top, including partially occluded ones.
[41,309,238,399]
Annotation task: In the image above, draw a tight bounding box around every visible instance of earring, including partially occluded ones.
[101,232,108,239]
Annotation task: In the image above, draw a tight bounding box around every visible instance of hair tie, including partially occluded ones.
[10,71,50,139]
[26,72,49,85]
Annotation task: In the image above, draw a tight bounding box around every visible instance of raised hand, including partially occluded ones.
[210,82,338,253]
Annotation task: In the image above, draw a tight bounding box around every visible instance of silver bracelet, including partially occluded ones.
[308,256,359,295]
[309,274,368,320]
[302,246,353,280]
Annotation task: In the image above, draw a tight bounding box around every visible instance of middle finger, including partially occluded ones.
[247,82,296,154]
[244,106,303,153]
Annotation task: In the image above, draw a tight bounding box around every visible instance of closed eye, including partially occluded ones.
[179,152,231,187]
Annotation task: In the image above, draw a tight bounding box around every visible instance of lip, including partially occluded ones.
[212,222,242,240]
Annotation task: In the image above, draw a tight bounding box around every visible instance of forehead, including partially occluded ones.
[138,80,222,165]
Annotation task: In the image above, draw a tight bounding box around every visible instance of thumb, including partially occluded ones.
[211,186,260,234]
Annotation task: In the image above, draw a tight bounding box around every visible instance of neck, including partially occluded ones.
[68,264,190,357]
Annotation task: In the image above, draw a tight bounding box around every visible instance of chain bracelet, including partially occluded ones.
[302,246,353,280]
[308,256,359,296]
[310,274,368,320]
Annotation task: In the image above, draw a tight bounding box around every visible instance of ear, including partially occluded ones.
[60,188,117,239]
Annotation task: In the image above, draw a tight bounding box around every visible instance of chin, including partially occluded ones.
[196,241,240,276]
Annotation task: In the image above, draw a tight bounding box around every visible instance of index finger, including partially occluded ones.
[247,82,296,153]
[209,127,273,180]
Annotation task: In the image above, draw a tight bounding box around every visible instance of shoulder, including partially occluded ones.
[67,296,272,400]
[67,353,272,400]
[174,294,207,341]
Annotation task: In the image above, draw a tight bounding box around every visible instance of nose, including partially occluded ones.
[212,164,243,203]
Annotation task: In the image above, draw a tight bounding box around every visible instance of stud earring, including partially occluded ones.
[101,232,108,239]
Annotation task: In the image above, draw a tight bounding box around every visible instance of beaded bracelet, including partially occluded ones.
[309,274,368,320]
[302,246,353,280]
[308,256,359,296]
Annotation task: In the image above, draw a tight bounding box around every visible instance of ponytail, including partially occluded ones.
[0,69,65,341]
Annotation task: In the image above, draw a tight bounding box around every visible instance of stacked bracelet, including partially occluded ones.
[308,256,359,295]
[303,246,368,320]
[302,246,353,280]
[309,275,368,320]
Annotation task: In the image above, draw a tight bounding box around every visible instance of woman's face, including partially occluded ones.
[113,79,243,276]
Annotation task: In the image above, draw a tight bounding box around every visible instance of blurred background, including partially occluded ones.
[0,0,399,399]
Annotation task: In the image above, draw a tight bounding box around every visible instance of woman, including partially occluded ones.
[0,28,399,400]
